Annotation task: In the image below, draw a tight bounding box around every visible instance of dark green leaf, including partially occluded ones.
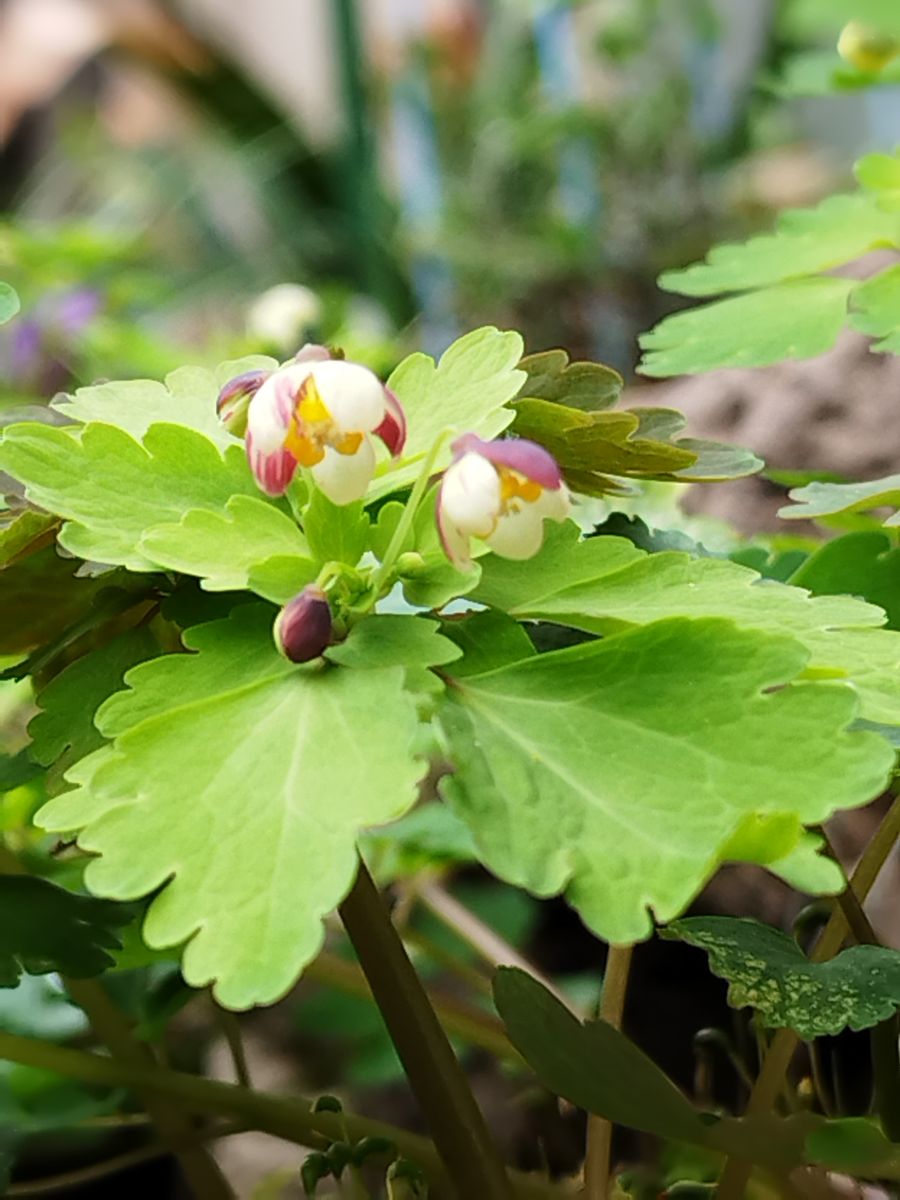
[789,531,900,629]
[516,349,623,412]
[665,916,900,1036]
[0,876,133,986]
[440,610,536,677]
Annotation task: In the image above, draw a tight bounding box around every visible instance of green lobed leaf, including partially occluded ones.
[28,629,159,792]
[849,263,900,351]
[665,916,900,1037]
[440,610,537,677]
[36,606,424,1008]
[0,422,263,571]
[515,349,623,411]
[0,876,133,986]
[324,615,462,670]
[472,522,900,725]
[856,151,900,212]
[0,750,41,792]
[50,356,277,448]
[0,283,19,325]
[303,491,369,569]
[789,531,900,629]
[440,618,892,944]
[780,474,900,528]
[657,194,897,298]
[141,495,316,598]
[638,278,855,377]
[372,327,522,499]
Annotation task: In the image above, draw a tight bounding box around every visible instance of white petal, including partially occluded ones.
[309,360,386,433]
[247,365,310,454]
[439,453,501,538]
[310,436,376,505]
[533,483,571,523]
[485,505,547,560]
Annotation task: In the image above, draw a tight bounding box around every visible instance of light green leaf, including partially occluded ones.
[657,195,897,298]
[325,615,462,670]
[665,916,900,1037]
[473,522,900,724]
[441,619,892,943]
[516,349,623,412]
[36,606,424,1008]
[0,284,19,325]
[141,495,315,597]
[28,630,159,791]
[856,152,900,211]
[303,491,369,568]
[0,877,132,986]
[849,264,900,351]
[0,422,262,571]
[780,474,900,528]
[441,610,536,677]
[372,327,522,499]
[51,357,277,448]
[638,278,855,377]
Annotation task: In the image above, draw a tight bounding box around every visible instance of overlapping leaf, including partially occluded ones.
[440,618,892,944]
[639,278,855,377]
[789,531,900,629]
[0,876,132,986]
[28,629,159,792]
[0,422,264,571]
[51,356,276,448]
[0,507,57,568]
[857,151,900,211]
[780,474,900,528]
[515,349,623,411]
[372,327,522,499]
[666,916,900,1037]
[36,606,425,1008]
[472,522,900,724]
[141,495,316,598]
[656,194,897,297]
[849,263,900,352]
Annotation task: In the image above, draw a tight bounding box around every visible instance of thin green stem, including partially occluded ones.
[370,433,449,596]
[212,997,251,1088]
[339,860,514,1199]
[584,944,634,1198]
[306,945,516,1060]
[402,925,494,998]
[417,880,578,1014]
[0,1032,560,1200]
[0,844,233,1200]
[718,795,900,1200]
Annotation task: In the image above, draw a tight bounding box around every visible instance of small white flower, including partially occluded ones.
[243,354,406,504]
[437,434,570,569]
[247,283,322,349]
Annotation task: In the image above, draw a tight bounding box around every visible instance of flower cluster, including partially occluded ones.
[218,348,570,661]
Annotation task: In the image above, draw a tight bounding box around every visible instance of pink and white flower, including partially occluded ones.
[437,434,570,569]
[242,349,406,504]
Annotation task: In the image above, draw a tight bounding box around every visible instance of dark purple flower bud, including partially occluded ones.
[215,369,271,436]
[274,586,332,663]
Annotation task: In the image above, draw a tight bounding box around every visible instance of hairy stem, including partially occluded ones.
[718,795,900,1200]
[339,860,514,1199]
[584,944,634,1198]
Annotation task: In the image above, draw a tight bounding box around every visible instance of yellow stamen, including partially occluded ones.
[333,432,364,456]
[284,424,325,466]
[297,378,331,426]
[500,469,543,505]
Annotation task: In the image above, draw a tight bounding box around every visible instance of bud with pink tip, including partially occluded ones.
[215,369,271,437]
[274,585,332,663]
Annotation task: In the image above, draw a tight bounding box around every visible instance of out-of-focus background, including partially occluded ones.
[2,3,900,1196]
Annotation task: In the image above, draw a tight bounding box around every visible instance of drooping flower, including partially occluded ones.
[274,585,332,663]
[244,352,406,504]
[437,434,570,569]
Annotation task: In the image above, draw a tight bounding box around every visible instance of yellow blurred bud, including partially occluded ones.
[837,21,900,73]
